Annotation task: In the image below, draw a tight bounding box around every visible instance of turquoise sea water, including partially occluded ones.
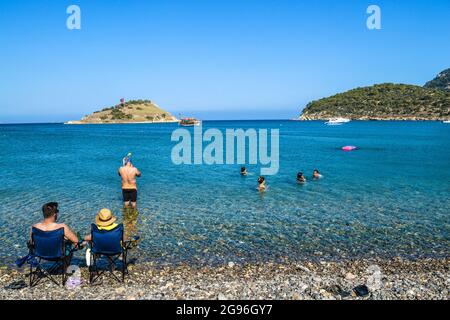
[0,121,449,266]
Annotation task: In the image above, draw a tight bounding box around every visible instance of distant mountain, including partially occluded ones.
[424,68,450,91]
[66,100,178,124]
[299,70,450,121]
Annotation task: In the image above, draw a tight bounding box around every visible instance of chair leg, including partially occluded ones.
[89,255,95,284]
[29,263,33,287]
[62,260,67,286]
[122,252,126,282]
[42,263,61,286]
[28,258,68,287]
[88,254,128,284]
[89,254,99,284]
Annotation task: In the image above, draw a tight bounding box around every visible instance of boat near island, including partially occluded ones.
[325,117,351,125]
[179,117,201,126]
[443,120,450,124]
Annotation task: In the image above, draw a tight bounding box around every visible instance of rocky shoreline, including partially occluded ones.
[0,257,448,300]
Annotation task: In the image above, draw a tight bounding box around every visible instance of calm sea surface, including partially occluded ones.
[0,121,449,265]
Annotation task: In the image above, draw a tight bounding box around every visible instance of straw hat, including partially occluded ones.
[95,208,117,227]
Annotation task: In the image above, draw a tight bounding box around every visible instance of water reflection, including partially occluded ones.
[122,207,139,241]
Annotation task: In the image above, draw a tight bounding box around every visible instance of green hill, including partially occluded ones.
[424,68,450,91]
[300,74,450,121]
[67,100,178,124]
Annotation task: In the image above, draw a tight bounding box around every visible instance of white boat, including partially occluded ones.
[443,120,450,124]
[325,118,351,125]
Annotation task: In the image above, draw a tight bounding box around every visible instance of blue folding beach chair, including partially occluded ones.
[27,227,75,287]
[88,223,138,283]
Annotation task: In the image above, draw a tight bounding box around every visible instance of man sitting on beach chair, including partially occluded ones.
[31,202,79,244]
[23,202,79,286]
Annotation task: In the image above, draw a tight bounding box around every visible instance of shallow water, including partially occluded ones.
[0,121,449,266]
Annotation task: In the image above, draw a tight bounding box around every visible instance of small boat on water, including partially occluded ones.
[325,118,351,125]
[342,145,357,151]
[179,117,201,126]
[443,120,450,124]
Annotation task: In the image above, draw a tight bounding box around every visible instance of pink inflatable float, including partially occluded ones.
[342,146,357,151]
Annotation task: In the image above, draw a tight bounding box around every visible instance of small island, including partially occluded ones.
[299,69,450,121]
[66,99,179,124]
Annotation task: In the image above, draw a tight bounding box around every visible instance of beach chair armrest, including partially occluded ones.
[123,236,140,250]
[70,240,85,252]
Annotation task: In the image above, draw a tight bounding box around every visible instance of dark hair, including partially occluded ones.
[42,202,59,219]
[297,172,303,178]
[241,167,246,172]
[313,169,319,174]
[258,176,265,184]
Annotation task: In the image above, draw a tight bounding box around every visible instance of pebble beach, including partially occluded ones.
[1,258,448,300]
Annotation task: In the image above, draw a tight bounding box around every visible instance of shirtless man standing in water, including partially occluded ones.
[118,155,141,209]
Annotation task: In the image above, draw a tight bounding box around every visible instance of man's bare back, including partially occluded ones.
[119,162,141,208]
[119,165,141,189]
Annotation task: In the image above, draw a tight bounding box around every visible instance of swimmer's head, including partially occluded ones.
[297,172,304,178]
[258,176,265,184]
[241,167,246,173]
[123,155,132,166]
[313,169,320,174]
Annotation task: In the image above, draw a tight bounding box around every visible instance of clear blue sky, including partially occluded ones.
[0,0,449,122]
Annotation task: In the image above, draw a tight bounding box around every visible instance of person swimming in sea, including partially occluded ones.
[313,169,322,180]
[257,176,266,192]
[297,172,306,183]
[240,167,248,176]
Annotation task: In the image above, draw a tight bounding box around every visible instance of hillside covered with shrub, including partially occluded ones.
[300,69,450,121]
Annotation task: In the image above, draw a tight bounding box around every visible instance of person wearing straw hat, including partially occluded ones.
[83,208,118,242]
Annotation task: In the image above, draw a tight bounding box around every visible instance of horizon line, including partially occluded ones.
[0,119,299,125]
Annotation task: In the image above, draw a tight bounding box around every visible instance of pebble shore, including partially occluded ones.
[0,258,448,300]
